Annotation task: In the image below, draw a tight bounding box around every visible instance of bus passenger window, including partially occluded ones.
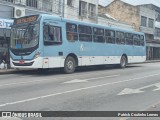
[93,27,105,43]
[78,25,92,42]
[140,35,144,46]
[105,30,115,44]
[67,32,74,41]
[133,34,140,46]
[125,33,133,45]
[116,31,125,44]
[66,23,78,41]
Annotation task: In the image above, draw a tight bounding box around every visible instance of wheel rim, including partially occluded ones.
[67,60,74,70]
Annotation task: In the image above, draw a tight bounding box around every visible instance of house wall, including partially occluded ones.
[100,0,140,31]
[139,6,155,35]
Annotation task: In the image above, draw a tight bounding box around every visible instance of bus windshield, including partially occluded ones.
[10,23,39,49]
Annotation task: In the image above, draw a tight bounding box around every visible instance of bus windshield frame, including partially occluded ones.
[10,21,40,49]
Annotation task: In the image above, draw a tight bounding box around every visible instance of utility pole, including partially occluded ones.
[62,0,65,17]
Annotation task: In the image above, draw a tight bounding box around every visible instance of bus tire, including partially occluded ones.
[120,55,127,68]
[64,56,76,74]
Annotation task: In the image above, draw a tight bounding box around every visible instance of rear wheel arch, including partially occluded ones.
[65,53,78,67]
[63,53,78,74]
[120,54,128,68]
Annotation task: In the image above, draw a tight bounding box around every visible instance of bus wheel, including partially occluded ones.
[120,55,127,68]
[64,56,76,74]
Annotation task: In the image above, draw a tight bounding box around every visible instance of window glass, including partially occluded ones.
[141,16,147,27]
[26,0,38,8]
[42,0,52,12]
[125,33,133,45]
[78,25,92,42]
[79,34,92,42]
[93,36,105,43]
[105,30,115,37]
[116,31,125,44]
[125,33,133,39]
[66,23,77,32]
[78,25,92,34]
[156,11,160,22]
[80,1,87,17]
[93,27,105,43]
[105,30,115,44]
[155,27,160,37]
[44,25,62,45]
[140,35,144,46]
[66,23,78,41]
[93,28,104,35]
[67,0,73,6]
[133,34,140,46]
[88,3,96,18]
[148,18,154,28]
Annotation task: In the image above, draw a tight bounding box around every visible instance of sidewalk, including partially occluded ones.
[0,68,16,75]
[145,60,160,63]
[0,60,160,75]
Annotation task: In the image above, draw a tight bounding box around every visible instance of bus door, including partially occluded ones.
[42,20,63,68]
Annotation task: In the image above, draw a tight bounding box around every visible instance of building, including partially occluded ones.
[99,0,160,60]
[0,18,13,53]
[64,0,98,23]
[98,11,133,30]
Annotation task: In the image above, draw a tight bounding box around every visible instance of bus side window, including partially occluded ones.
[140,35,144,46]
[78,25,92,42]
[66,23,78,41]
[93,27,105,43]
[133,34,140,46]
[125,33,133,45]
[116,31,125,45]
[105,30,115,44]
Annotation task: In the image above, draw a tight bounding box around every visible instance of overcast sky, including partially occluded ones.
[99,0,113,6]
[99,0,160,7]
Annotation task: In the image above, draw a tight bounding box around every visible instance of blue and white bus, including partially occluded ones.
[10,14,146,73]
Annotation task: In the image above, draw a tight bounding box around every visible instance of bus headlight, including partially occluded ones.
[34,51,41,59]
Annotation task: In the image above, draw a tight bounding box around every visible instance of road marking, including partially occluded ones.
[0,73,160,107]
[118,82,160,95]
[153,83,160,91]
[0,71,119,87]
[63,75,120,84]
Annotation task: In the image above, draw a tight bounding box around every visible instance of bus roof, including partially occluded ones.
[37,14,144,35]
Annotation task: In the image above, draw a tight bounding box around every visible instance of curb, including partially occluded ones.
[145,60,160,63]
[0,69,16,75]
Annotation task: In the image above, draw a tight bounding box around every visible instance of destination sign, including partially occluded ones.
[14,15,38,25]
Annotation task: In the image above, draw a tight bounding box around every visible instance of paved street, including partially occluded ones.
[0,62,160,120]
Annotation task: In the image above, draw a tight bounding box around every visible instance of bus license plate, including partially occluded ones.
[19,60,25,64]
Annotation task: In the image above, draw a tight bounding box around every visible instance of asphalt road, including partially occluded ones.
[0,62,160,120]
